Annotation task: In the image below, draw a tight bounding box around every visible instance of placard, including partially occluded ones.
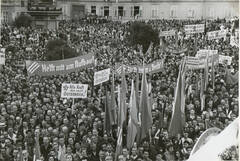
[184,24,205,34]
[207,30,226,40]
[61,83,88,98]
[94,68,111,86]
[159,30,176,37]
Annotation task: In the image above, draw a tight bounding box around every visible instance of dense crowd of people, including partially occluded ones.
[0,17,239,161]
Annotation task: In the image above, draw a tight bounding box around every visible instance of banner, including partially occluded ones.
[61,83,88,98]
[184,24,205,34]
[94,68,111,86]
[207,30,226,40]
[186,56,203,69]
[159,30,176,37]
[196,50,218,58]
[218,55,232,65]
[196,50,219,66]
[116,59,164,75]
[190,127,221,156]
[26,54,94,76]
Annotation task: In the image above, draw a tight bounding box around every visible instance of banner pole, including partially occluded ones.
[72,98,75,115]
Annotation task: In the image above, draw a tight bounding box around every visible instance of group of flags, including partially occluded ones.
[113,63,153,159]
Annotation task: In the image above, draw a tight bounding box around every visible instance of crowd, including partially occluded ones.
[0,17,239,161]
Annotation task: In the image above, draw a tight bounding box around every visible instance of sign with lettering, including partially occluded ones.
[159,30,176,37]
[196,50,219,67]
[184,24,205,34]
[115,59,164,75]
[186,56,202,69]
[25,54,94,76]
[61,83,88,98]
[207,30,226,40]
[94,68,111,86]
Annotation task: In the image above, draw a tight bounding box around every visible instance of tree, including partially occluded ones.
[13,13,33,28]
[45,39,78,61]
[126,22,159,53]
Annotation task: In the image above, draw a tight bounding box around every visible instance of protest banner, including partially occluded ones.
[25,54,94,76]
[115,59,164,75]
[159,30,176,37]
[185,56,203,70]
[184,24,205,34]
[207,30,226,40]
[61,83,88,98]
[218,55,232,65]
[196,50,218,58]
[196,50,219,66]
[94,68,111,86]
[0,48,6,65]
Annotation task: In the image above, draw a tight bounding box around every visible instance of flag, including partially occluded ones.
[168,60,186,137]
[204,54,209,91]
[135,67,140,112]
[60,149,66,161]
[139,67,153,141]
[110,73,117,125]
[146,42,153,55]
[33,134,41,161]
[127,80,138,149]
[200,73,205,111]
[225,68,239,85]
[117,66,127,129]
[115,128,123,160]
[148,76,153,110]
[211,54,215,90]
[104,90,112,134]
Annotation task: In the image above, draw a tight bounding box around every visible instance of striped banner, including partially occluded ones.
[25,54,94,76]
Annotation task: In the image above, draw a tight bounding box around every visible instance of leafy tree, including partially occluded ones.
[45,39,78,61]
[13,13,33,28]
[126,22,159,53]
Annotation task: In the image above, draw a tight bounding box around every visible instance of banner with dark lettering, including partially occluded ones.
[115,59,164,75]
[61,83,88,98]
[184,24,205,34]
[25,54,94,76]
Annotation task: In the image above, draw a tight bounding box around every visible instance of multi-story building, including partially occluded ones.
[1,0,28,24]
[57,0,239,20]
[27,0,62,29]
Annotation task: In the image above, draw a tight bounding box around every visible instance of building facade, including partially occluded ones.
[1,0,28,24]
[57,0,239,20]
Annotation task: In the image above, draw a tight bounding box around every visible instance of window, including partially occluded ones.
[21,0,25,7]
[152,6,158,18]
[3,11,8,23]
[170,6,177,18]
[91,6,96,15]
[118,6,123,17]
[209,8,215,19]
[104,6,109,17]
[134,6,140,17]
[187,9,195,18]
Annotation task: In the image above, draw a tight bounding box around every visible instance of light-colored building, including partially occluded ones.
[0,0,28,24]
[57,0,239,20]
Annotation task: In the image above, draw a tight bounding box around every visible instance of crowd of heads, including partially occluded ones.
[0,17,238,161]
